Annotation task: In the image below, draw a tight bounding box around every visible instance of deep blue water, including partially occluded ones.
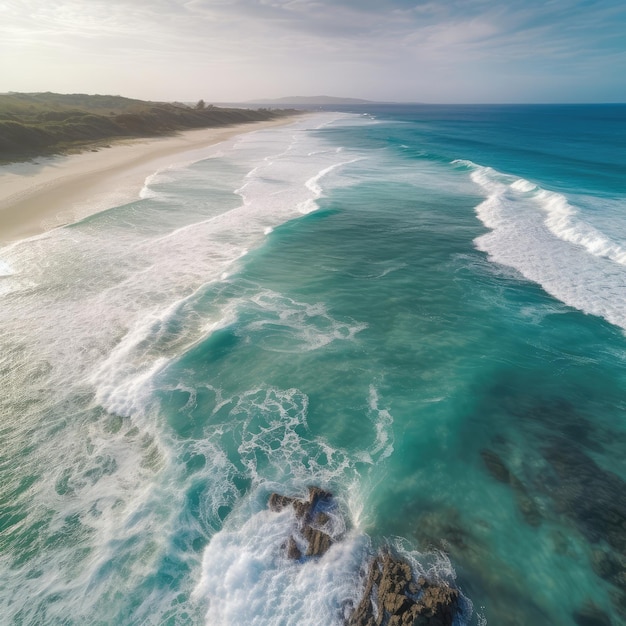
[1,105,625,625]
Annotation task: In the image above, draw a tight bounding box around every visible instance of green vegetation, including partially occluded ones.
[0,92,296,162]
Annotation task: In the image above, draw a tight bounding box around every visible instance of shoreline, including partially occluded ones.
[0,116,300,246]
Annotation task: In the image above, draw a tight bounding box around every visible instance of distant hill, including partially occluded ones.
[247,96,376,106]
[0,92,297,163]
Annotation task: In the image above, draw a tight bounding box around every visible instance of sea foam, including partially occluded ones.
[0,112,372,624]
[455,159,626,330]
[194,503,369,626]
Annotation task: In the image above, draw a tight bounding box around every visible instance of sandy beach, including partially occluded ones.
[0,117,298,245]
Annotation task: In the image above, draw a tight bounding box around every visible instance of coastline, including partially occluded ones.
[0,116,300,246]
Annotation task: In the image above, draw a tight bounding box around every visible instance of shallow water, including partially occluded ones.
[1,106,625,625]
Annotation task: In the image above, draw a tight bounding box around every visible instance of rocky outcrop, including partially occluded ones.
[286,536,302,560]
[267,488,460,626]
[268,486,336,558]
[348,550,459,626]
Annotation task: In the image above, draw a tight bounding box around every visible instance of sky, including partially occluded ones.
[1,0,625,103]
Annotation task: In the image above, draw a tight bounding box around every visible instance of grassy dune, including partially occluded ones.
[0,92,296,162]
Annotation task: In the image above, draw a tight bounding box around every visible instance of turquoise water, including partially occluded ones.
[1,106,625,625]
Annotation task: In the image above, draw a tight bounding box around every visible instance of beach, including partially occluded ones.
[0,116,297,245]
[1,106,625,626]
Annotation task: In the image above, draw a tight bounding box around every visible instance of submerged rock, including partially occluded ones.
[590,549,626,588]
[480,448,542,527]
[572,601,613,626]
[542,443,626,554]
[609,588,626,621]
[480,449,511,484]
[348,550,459,626]
[412,507,551,626]
[412,508,472,555]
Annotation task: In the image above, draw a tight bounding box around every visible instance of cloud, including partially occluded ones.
[1,0,625,101]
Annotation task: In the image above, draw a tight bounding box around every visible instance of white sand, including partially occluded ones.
[0,117,298,245]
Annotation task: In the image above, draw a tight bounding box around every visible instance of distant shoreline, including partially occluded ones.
[0,116,300,246]
[0,93,299,164]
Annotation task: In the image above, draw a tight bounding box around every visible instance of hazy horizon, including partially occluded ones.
[2,1,625,105]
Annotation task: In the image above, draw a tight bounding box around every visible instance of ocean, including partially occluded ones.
[1,104,625,625]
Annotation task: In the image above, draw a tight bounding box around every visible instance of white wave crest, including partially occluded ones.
[458,159,626,329]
